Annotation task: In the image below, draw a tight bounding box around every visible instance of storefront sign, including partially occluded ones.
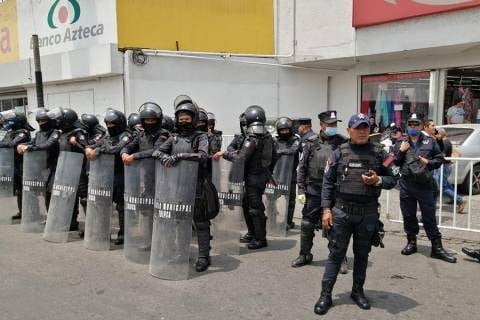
[362,72,431,83]
[17,0,117,59]
[0,0,19,64]
[353,0,480,28]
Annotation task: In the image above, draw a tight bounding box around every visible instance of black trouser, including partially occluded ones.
[302,193,323,225]
[242,184,267,241]
[194,196,211,258]
[399,179,441,240]
[287,181,297,225]
[323,207,378,284]
[14,175,22,214]
[113,175,125,236]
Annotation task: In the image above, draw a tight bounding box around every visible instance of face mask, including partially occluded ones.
[143,123,158,134]
[107,126,122,137]
[407,128,420,137]
[278,132,292,140]
[177,121,194,132]
[324,127,338,137]
[39,122,51,132]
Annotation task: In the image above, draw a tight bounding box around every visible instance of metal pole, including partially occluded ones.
[32,35,45,109]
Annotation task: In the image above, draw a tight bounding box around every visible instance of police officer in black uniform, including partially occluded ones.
[161,115,175,133]
[79,113,106,145]
[226,112,248,153]
[297,118,316,150]
[0,110,33,220]
[314,113,398,315]
[214,105,277,249]
[127,113,143,137]
[50,107,88,232]
[207,112,223,154]
[121,103,169,166]
[393,113,456,263]
[274,117,300,230]
[17,108,60,210]
[292,111,347,268]
[86,109,132,245]
[153,101,212,272]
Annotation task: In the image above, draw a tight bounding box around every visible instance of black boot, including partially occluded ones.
[11,212,22,220]
[401,234,417,255]
[462,247,480,262]
[248,213,268,250]
[314,280,334,315]
[240,232,254,244]
[350,280,370,310]
[195,221,211,272]
[292,220,315,267]
[114,209,125,245]
[431,238,457,263]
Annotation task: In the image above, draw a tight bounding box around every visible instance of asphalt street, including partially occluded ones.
[1,217,479,320]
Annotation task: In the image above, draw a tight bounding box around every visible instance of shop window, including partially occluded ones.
[445,67,480,124]
[361,72,431,133]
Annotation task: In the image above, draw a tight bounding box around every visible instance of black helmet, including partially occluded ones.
[80,113,99,131]
[244,105,266,126]
[173,94,193,109]
[175,102,198,122]
[127,113,141,130]
[139,102,163,133]
[35,108,50,122]
[207,112,216,126]
[104,108,127,136]
[197,108,208,132]
[0,110,27,130]
[46,107,64,129]
[276,117,293,139]
[162,115,175,132]
[62,108,78,130]
[239,112,247,135]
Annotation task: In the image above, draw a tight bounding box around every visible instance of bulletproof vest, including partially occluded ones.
[336,142,382,202]
[307,140,334,182]
[138,129,164,151]
[171,132,200,155]
[248,133,273,173]
[86,127,105,145]
[59,128,84,152]
[34,129,60,169]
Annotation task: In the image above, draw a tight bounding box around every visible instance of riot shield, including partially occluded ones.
[0,148,17,225]
[211,157,244,255]
[149,160,199,280]
[124,158,155,264]
[84,154,115,251]
[21,151,48,233]
[265,154,294,237]
[43,151,84,243]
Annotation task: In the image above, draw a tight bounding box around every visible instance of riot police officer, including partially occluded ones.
[226,112,247,153]
[127,113,143,137]
[393,113,456,263]
[214,105,277,250]
[293,111,347,269]
[207,112,222,154]
[86,109,132,245]
[162,115,175,133]
[153,101,212,272]
[49,107,88,232]
[121,102,169,165]
[17,108,60,210]
[0,110,33,220]
[274,117,300,230]
[79,113,106,145]
[314,113,398,315]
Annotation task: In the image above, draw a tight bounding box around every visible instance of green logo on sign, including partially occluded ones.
[47,0,81,29]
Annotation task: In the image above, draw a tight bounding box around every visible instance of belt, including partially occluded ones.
[334,199,378,215]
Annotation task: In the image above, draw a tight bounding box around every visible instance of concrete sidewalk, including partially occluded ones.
[0,223,479,320]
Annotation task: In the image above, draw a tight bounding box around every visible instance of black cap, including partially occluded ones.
[318,110,342,124]
[298,118,312,125]
[407,113,423,123]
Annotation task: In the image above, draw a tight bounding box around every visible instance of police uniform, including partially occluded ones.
[314,113,398,315]
[292,111,346,268]
[393,113,456,263]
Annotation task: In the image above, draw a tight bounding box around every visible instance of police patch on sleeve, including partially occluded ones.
[122,136,131,143]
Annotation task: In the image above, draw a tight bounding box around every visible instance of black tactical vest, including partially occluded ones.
[59,128,84,152]
[307,140,333,183]
[336,142,382,202]
[34,129,59,169]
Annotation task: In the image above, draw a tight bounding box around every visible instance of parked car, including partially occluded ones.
[439,124,480,195]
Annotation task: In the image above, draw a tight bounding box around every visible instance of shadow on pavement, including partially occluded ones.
[334,290,419,314]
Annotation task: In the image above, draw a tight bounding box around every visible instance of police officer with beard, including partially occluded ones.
[207,112,222,154]
[153,101,212,272]
[49,107,88,232]
[292,111,347,269]
[0,110,33,220]
[86,109,132,245]
[393,113,456,263]
[214,105,277,250]
[274,117,300,230]
[226,112,248,153]
[314,113,398,315]
[17,108,60,211]
[121,103,169,165]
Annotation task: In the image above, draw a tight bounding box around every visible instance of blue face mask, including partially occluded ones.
[407,128,420,136]
[324,127,338,137]
[4,120,15,130]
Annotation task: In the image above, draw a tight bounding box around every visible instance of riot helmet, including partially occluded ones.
[61,108,79,131]
[127,113,142,132]
[276,117,293,140]
[104,108,127,137]
[207,112,216,130]
[244,105,266,135]
[173,94,193,109]
[197,108,208,132]
[239,112,247,135]
[175,102,198,133]
[139,102,163,134]
[80,113,99,132]
[36,108,54,131]
[162,115,175,132]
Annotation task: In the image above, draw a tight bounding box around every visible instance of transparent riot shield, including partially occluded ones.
[43,151,84,243]
[265,154,294,237]
[21,151,48,233]
[211,157,244,255]
[84,154,115,251]
[0,148,17,224]
[149,160,199,280]
[124,158,155,264]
